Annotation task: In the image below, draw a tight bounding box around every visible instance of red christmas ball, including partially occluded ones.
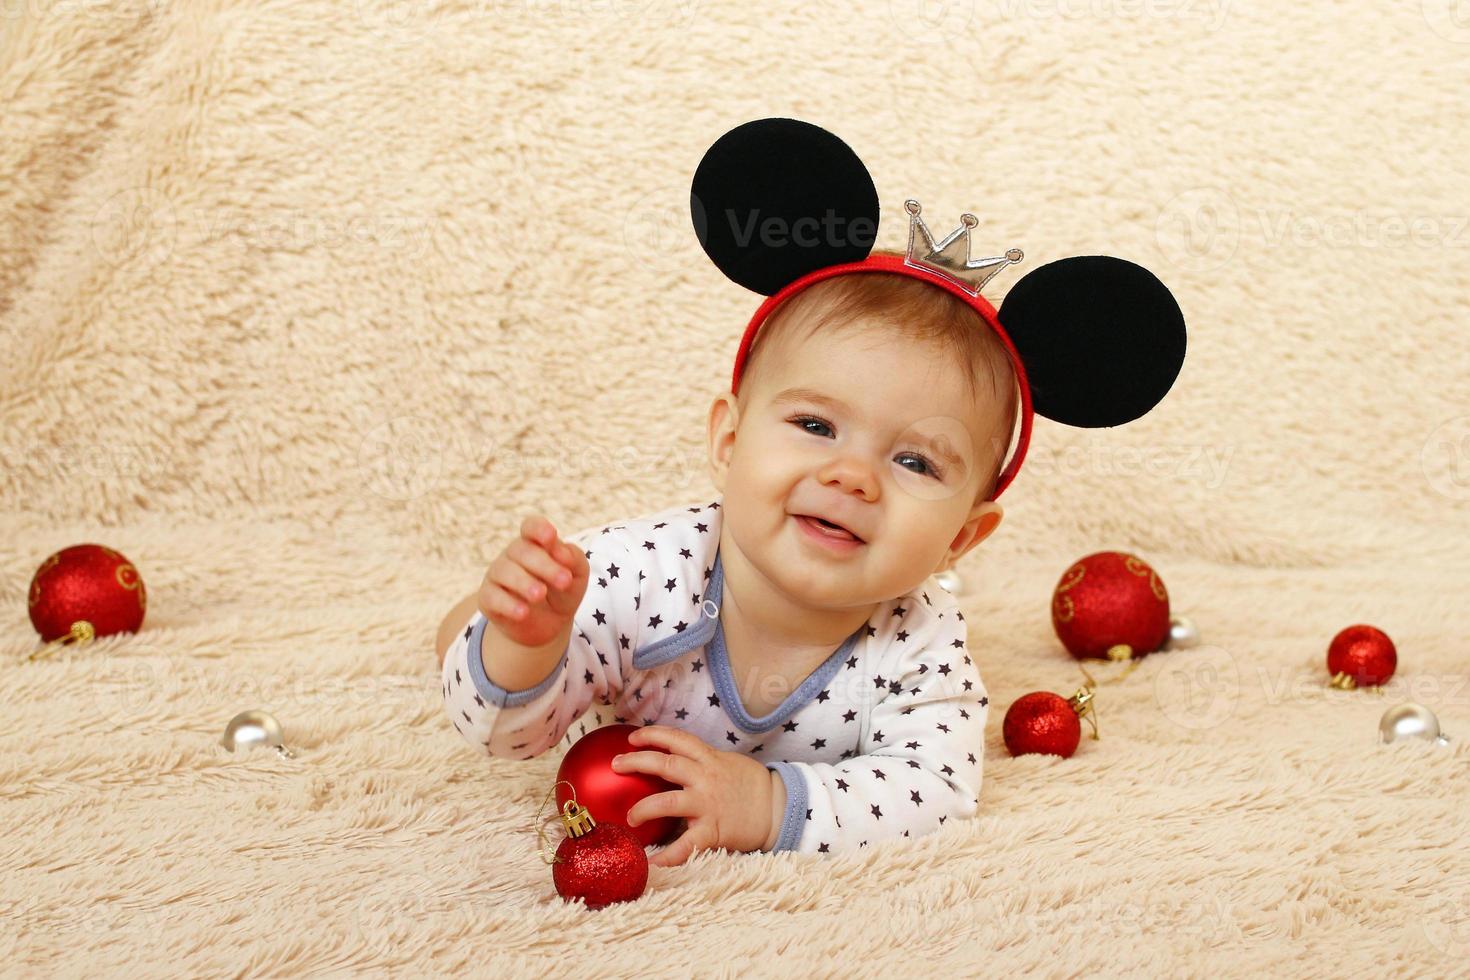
[1051,551,1170,660]
[28,544,146,643]
[552,818,648,910]
[1003,691,1083,758]
[557,724,680,848]
[1327,624,1397,688]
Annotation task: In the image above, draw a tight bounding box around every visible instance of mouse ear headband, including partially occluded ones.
[690,117,1187,501]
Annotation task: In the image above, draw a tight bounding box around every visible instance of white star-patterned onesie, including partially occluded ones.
[440,496,989,856]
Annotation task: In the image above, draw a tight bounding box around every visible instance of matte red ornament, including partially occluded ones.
[1327,624,1397,688]
[556,724,681,848]
[1051,551,1169,660]
[28,545,146,653]
[550,799,648,910]
[1003,690,1098,758]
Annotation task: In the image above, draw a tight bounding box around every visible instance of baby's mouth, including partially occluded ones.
[793,514,865,543]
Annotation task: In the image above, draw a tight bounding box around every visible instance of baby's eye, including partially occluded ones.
[896,452,939,477]
[791,416,833,438]
[788,416,943,479]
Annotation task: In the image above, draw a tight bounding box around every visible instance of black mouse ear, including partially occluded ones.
[691,117,878,296]
[998,256,1186,428]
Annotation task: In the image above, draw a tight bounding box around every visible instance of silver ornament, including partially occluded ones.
[1164,615,1200,650]
[934,569,963,594]
[1378,702,1452,746]
[221,709,297,758]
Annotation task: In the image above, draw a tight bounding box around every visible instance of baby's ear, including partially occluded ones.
[706,391,739,489]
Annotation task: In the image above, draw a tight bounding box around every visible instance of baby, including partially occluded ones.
[436,247,1018,864]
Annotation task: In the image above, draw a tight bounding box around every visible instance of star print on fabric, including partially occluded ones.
[842,709,857,723]
[691,659,703,672]
[643,540,656,550]
[675,708,688,720]
[816,689,830,703]
[864,625,876,637]
[680,548,692,558]
[726,731,739,744]
[870,805,883,820]
[896,630,909,642]
[664,578,677,592]
[648,614,662,628]
[708,693,720,707]
[811,738,826,750]
[606,563,620,579]
[783,720,798,732]
[592,609,606,625]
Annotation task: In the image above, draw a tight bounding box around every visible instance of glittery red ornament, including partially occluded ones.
[1051,551,1170,660]
[557,724,680,848]
[1327,624,1397,688]
[550,799,648,910]
[27,545,146,652]
[1003,690,1098,758]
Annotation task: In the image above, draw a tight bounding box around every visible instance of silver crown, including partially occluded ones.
[902,199,1023,296]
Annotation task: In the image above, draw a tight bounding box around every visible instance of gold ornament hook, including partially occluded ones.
[1067,687,1101,740]
[27,620,95,662]
[535,780,583,866]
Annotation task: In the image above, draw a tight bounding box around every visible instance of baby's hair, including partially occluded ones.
[737,248,1021,502]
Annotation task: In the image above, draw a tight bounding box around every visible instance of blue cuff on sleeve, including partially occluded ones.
[766,761,808,853]
[464,613,568,708]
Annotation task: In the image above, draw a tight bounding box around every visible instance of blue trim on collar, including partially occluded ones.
[629,549,724,671]
[707,555,863,734]
[465,613,567,707]
[766,761,808,852]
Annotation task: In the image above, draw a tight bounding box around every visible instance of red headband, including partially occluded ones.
[729,253,1034,501]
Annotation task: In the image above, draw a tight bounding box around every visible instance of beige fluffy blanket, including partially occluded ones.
[3,0,1468,974]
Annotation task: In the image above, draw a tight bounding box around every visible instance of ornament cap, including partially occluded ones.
[560,800,597,839]
[1328,670,1357,691]
[1067,687,1101,740]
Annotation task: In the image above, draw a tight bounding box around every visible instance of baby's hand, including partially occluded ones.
[478,514,590,650]
[612,726,774,867]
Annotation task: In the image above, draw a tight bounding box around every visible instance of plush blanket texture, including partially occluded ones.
[2,0,1468,974]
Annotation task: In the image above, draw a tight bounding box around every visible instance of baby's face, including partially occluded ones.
[708,318,1008,609]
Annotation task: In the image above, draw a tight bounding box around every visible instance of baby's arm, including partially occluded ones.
[440,523,640,760]
[764,610,987,855]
